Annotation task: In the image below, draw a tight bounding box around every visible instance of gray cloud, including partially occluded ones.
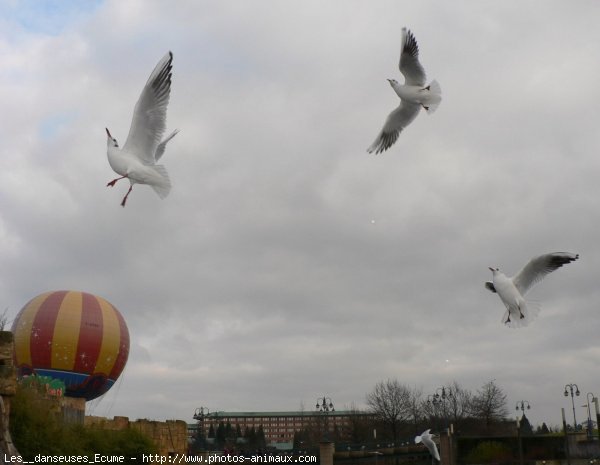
[1,0,599,429]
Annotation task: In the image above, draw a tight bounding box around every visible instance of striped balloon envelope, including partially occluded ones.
[12,290,130,401]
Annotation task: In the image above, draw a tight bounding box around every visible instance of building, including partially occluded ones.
[192,410,370,450]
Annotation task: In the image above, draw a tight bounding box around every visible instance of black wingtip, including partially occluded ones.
[484,282,497,293]
[549,252,579,269]
[403,28,419,57]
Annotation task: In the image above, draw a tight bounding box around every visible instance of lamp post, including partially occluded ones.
[427,394,440,431]
[316,396,335,441]
[514,401,530,465]
[433,386,454,431]
[594,397,600,443]
[564,384,581,431]
[585,393,596,439]
[426,394,438,406]
[316,396,335,413]
[434,386,454,403]
[193,407,211,450]
[515,400,531,419]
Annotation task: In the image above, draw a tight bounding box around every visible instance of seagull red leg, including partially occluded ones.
[107,175,127,187]
[121,186,133,207]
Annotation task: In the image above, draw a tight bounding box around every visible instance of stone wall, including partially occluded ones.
[85,415,188,458]
[0,332,16,400]
[0,331,20,463]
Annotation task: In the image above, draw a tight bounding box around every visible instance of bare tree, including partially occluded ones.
[445,381,474,424]
[366,379,414,440]
[0,308,8,331]
[406,386,424,435]
[421,382,470,431]
[471,379,509,429]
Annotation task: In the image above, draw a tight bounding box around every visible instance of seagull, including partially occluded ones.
[485,252,579,328]
[367,28,441,154]
[106,51,178,207]
[415,429,440,462]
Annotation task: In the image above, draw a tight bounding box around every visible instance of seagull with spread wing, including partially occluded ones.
[367,28,441,154]
[415,429,440,463]
[485,252,579,328]
[105,51,178,207]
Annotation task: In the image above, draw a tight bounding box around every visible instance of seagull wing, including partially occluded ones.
[367,102,421,154]
[399,28,426,86]
[424,438,440,461]
[155,129,179,161]
[419,430,440,461]
[123,51,173,164]
[512,252,579,296]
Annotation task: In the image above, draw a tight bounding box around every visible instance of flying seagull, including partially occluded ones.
[485,252,579,328]
[367,28,441,154]
[415,429,440,462]
[106,51,178,207]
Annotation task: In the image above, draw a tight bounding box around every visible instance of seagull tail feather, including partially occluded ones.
[149,165,171,199]
[423,79,442,114]
[503,300,541,329]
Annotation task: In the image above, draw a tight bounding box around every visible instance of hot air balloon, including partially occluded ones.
[12,290,129,401]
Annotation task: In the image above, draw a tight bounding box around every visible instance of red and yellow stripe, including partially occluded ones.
[12,291,129,380]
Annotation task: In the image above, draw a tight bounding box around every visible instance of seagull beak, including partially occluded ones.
[488,267,495,272]
[105,128,112,138]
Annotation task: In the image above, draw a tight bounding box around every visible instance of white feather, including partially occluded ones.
[487,252,578,328]
[415,429,440,462]
[105,51,178,207]
[367,28,441,154]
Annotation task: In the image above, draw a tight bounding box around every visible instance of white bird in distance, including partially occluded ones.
[485,252,579,328]
[105,51,178,207]
[415,429,440,462]
[367,28,441,154]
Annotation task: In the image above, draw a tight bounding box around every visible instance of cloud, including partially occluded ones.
[2,0,600,429]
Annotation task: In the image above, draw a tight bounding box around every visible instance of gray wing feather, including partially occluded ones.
[367,102,421,154]
[512,252,579,295]
[123,51,173,163]
[399,28,426,86]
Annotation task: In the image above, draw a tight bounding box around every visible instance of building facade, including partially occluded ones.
[192,410,370,449]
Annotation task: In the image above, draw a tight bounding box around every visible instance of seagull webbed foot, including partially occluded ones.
[107,175,127,187]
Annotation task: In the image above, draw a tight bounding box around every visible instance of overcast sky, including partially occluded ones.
[1,0,600,431]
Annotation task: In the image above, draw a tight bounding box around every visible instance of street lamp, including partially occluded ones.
[584,393,596,438]
[194,406,210,420]
[426,394,440,407]
[193,407,211,450]
[515,400,531,419]
[564,384,581,431]
[433,386,454,430]
[316,396,335,413]
[316,396,335,441]
[515,399,531,465]
[434,386,454,403]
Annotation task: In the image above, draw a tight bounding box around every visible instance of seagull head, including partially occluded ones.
[105,128,119,148]
[387,79,399,87]
[489,267,499,273]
